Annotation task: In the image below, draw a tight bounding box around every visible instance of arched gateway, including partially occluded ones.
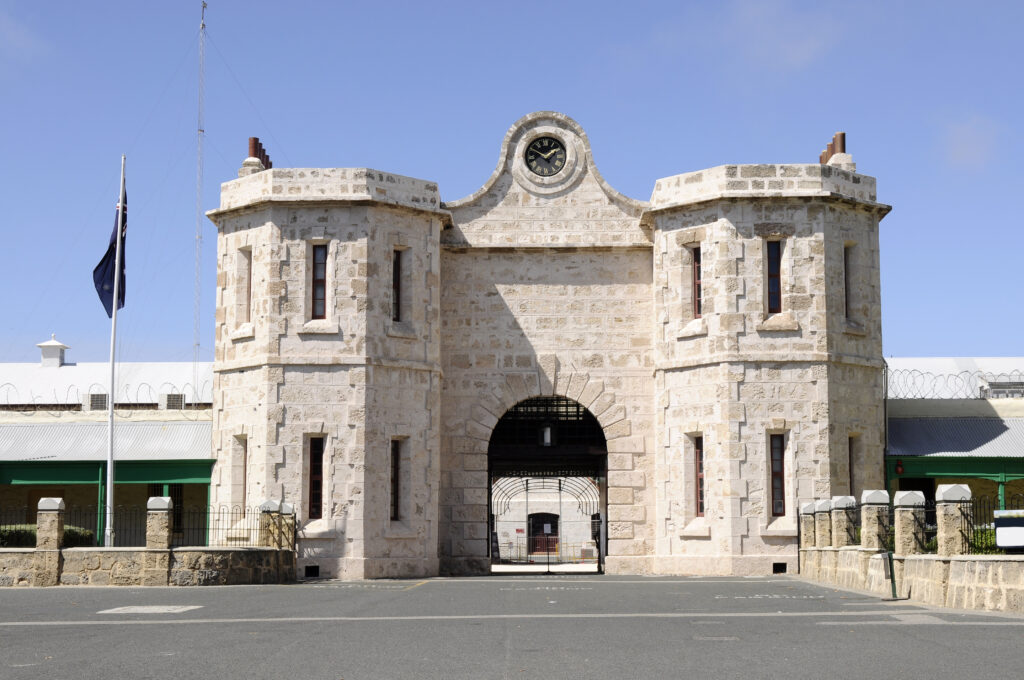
[487,397,607,572]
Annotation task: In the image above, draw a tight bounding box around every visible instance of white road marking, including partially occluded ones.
[97,606,204,615]
[693,636,739,641]
[0,608,945,627]
[892,614,948,624]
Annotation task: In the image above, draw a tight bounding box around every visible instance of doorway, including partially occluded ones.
[487,396,607,573]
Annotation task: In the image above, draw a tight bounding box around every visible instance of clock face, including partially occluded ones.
[525,136,567,177]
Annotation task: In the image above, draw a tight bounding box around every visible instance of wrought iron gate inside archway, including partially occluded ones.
[487,396,607,572]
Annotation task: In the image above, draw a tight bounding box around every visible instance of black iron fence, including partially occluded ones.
[879,503,895,552]
[0,506,34,547]
[962,495,1024,555]
[917,500,938,554]
[0,505,289,549]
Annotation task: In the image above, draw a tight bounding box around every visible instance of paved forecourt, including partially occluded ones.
[1,576,1022,679]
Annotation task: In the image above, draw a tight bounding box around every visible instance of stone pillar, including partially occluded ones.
[893,490,925,555]
[859,490,890,550]
[33,498,64,587]
[814,499,832,547]
[936,484,971,557]
[799,503,816,549]
[831,496,857,547]
[143,497,172,587]
[35,498,64,549]
[146,497,173,549]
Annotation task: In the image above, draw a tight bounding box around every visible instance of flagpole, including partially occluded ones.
[104,154,126,547]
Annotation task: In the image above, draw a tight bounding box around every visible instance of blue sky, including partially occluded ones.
[0,0,1021,363]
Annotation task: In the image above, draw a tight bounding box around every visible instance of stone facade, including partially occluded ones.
[206,112,890,578]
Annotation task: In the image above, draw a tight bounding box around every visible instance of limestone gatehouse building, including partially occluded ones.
[205,111,890,579]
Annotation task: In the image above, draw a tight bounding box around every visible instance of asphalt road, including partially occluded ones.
[1,575,1022,680]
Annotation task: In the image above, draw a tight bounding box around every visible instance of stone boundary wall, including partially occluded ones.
[798,487,1024,613]
[0,497,295,587]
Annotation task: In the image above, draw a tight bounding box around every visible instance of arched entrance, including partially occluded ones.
[487,396,607,573]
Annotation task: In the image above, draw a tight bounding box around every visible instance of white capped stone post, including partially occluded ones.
[814,499,833,547]
[935,484,971,557]
[146,497,173,549]
[831,496,857,547]
[143,497,173,586]
[859,490,890,550]
[35,498,65,549]
[893,490,925,555]
[34,498,65,587]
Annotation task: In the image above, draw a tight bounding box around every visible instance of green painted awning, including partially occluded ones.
[0,460,213,485]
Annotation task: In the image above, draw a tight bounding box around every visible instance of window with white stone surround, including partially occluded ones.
[308,436,324,520]
[769,433,786,517]
[766,240,782,315]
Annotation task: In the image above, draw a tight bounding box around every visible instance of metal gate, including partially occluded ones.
[489,475,605,572]
[487,396,608,573]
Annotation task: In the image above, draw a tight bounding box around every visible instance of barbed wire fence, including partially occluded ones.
[0,379,213,420]
[885,369,1024,400]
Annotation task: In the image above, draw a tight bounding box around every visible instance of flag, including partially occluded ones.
[92,191,127,318]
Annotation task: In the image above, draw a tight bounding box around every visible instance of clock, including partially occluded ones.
[525,136,566,177]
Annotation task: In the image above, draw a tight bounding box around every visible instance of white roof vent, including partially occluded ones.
[37,334,69,368]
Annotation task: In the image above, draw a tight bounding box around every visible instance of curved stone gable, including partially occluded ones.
[442,112,651,249]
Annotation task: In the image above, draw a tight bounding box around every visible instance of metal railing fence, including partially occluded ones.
[0,505,290,549]
[962,495,1024,555]
[0,506,34,547]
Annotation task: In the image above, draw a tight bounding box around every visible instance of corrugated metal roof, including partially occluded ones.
[0,421,212,462]
[888,418,1024,458]
[0,362,214,405]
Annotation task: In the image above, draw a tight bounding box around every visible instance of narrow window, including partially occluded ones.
[312,244,327,320]
[843,245,853,320]
[240,248,253,323]
[770,434,785,516]
[390,439,401,521]
[309,437,324,520]
[392,249,402,322]
[767,241,782,314]
[694,435,705,517]
[691,247,702,319]
[240,437,248,509]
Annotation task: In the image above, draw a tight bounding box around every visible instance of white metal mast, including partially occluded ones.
[104,156,127,547]
[193,2,206,404]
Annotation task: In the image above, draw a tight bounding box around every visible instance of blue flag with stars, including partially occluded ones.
[92,190,127,318]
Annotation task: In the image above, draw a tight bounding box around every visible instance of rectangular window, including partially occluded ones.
[694,435,705,517]
[392,249,403,322]
[767,241,782,314]
[240,437,248,509]
[312,244,327,320]
[309,437,324,520]
[843,245,852,320]
[770,434,785,516]
[390,439,402,521]
[240,248,253,323]
[691,247,702,319]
